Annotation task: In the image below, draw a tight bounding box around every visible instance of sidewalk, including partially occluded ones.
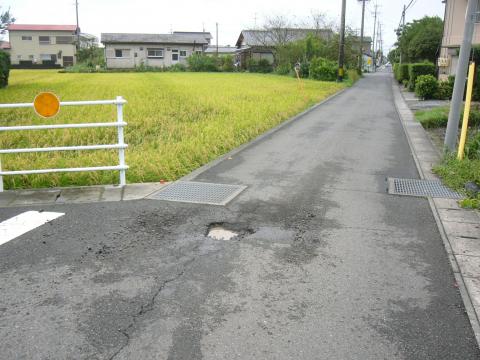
[393,82,480,342]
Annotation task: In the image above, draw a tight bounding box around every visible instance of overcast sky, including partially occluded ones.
[3,0,445,52]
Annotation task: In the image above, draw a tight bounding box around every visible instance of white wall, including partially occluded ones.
[105,43,203,69]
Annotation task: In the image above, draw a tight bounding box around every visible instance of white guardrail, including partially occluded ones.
[0,96,128,192]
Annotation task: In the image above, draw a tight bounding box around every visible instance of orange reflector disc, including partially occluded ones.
[33,92,60,118]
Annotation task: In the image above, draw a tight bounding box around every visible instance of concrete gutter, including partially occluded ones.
[392,80,480,346]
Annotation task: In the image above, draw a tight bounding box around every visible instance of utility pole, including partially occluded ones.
[399,4,406,64]
[216,22,219,57]
[75,0,80,51]
[378,23,383,65]
[372,3,379,72]
[337,0,347,82]
[445,0,477,151]
[358,0,367,74]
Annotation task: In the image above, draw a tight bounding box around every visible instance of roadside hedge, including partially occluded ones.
[408,62,436,91]
[0,50,10,88]
[394,63,409,83]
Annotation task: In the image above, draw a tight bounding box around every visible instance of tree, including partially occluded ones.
[388,48,400,64]
[395,16,443,63]
[0,7,14,34]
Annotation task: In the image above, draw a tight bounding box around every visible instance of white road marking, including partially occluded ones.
[0,211,65,246]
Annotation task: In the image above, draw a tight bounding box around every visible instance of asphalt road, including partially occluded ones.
[1,72,479,359]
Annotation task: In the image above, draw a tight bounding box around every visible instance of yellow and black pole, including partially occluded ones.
[458,61,476,160]
[337,0,347,82]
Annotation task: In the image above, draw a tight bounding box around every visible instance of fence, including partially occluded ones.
[0,96,128,192]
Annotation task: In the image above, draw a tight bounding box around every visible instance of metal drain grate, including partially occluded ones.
[387,178,462,199]
[149,181,247,205]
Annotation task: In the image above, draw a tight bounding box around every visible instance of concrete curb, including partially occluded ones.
[392,79,480,347]
[0,182,167,208]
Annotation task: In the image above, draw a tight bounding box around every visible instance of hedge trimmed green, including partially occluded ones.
[394,63,409,83]
[0,50,10,88]
[408,62,435,90]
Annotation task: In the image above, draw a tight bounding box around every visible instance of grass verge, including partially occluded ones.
[415,106,480,209]
[434,155,480,209]
[0,70,345,189]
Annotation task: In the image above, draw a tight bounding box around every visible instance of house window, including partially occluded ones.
[40,54,57,64]
[56,36,73,44]
[172,49,179,61]
[39,36,50,44]
[147,48,164,58]
[115,49,130,58]
[180,50,187,57]
[29,55,34,60]
[21,36,32,41]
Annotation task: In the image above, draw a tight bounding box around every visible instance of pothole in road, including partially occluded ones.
[208,226,238,241]
[206,223,255,241]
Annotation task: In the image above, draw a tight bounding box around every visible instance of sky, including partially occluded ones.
[2,0,445,52]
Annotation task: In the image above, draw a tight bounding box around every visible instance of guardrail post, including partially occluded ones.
[116,96,127,187]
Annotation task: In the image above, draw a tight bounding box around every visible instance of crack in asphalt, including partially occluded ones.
[108,257,197,360]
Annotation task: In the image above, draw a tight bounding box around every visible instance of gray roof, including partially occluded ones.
[101,33,209,45]
[236,28,334,47]
[173,31,213,40]
[205,46,238,54]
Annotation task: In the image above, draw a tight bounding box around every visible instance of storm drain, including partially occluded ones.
[387,178,462,199]
[149,181,247,205]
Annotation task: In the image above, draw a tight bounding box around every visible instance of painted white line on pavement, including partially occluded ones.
[0,211,65,246]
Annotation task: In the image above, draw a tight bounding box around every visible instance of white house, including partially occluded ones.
[101,32,211,69]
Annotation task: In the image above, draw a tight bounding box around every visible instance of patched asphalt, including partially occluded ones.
[1,72,479,359]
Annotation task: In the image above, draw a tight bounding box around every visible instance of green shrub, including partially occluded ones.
[169,63,187,72]
[346,69,360,84]
[296,62,308,78]
[436,79,454,100]
[408,62,436,91]
[187,54,219,72]
[396,63,409,83]
[275,63,292,75]
[63,63,106,73]
[0,50,10,87]
[415,74,438,100]
[309,57,337,81]
[393,63,409,83]
[402,79,409,88]
[247,58,273,73]
[257,59,273,73]
[219,55,234,72]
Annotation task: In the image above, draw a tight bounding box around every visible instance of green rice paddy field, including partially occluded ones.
[0,70,344,189]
